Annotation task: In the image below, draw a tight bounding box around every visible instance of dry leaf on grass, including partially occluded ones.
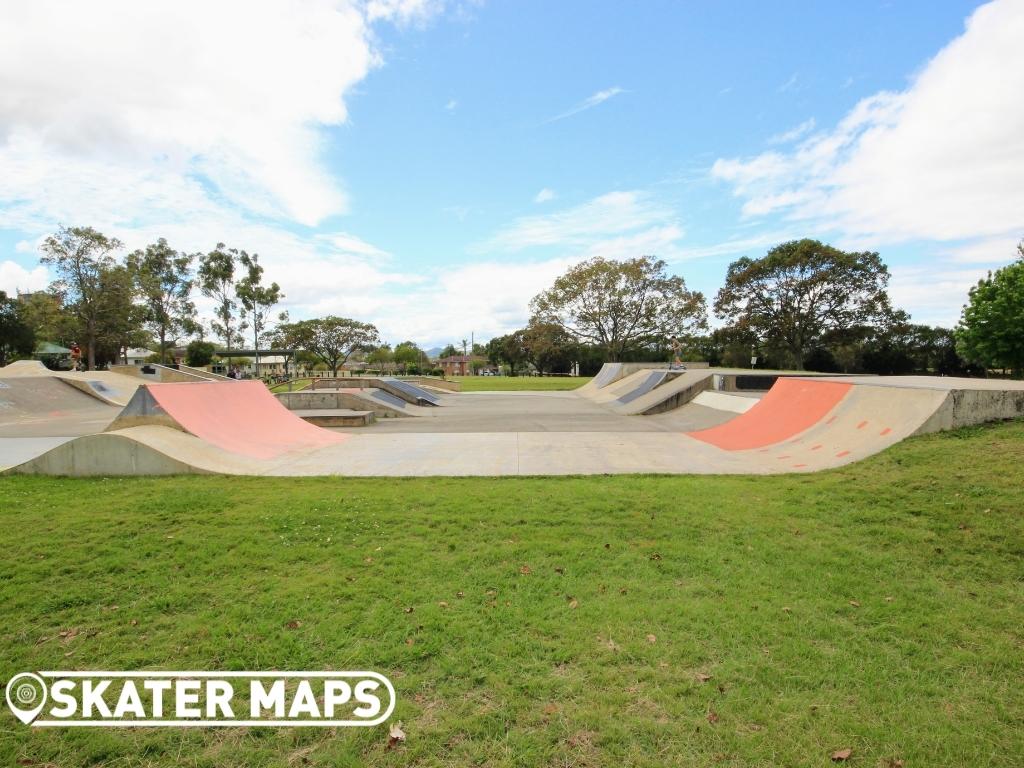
[696,673,712,683]
[707,711,719,724]
[385,722,406,749]
[646,634,657,644]
[830,748,852,761]
[285,620,302,629]
[519,565,532,575]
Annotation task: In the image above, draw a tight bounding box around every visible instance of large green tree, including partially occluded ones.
[0,291,36,365]
[277,317,381,377]
[393,340,426,374]
[714,239,893,370]
[128,239,198,363]
[198,243,244,351]
[366,344,394,373]
[530,256,706,362]
[523,320,576,374]
[956,242,1024,377]
[39,226,128,370]
[235,251,284,373]
[486,331,528,375]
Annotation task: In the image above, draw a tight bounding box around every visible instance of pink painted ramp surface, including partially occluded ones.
[146,381,346,460]
[688,378,852,451]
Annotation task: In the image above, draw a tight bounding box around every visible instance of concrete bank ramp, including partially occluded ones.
[107,380,346,460]
[378,377,441,406]
[576,363,625,395]
[608,369,715,414]
[583,369,665,404]
[314,377,442,406]
[0,376,120,436]
[0,361,142,406]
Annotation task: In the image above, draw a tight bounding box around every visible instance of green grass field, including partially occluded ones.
[452,375,592,391]
[1,422,1022,767]
[268,378,313,393]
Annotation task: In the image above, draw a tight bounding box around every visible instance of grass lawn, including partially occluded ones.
[453,375,592,392]
[268,378,313,394]
[1,422,1022,767]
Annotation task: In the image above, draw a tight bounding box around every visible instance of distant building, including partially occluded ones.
[123,348,155,366]
[436,354,489,376]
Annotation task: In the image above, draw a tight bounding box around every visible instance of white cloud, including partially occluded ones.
[0,1,410,228]
[767,118,816,145]
[712,0,1024,246]
[534,188,556,203]
[943,234,1023,264]
[365,0,443,24]
[475,191,681,254]
[888,264,991,327]
[445,99,458,111]
[0,261,49,296]
[545,87,625,123]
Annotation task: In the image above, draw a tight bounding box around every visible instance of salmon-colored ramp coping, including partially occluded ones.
[142,381,346,460]
[687,378,853,451]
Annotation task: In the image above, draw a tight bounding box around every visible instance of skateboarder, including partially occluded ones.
[669,336,686,371]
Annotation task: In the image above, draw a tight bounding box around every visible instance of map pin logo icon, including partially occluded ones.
[6,673,47,725]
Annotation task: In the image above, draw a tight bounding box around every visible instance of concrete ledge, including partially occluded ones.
[277,389,410,418]
[294,409,376,427]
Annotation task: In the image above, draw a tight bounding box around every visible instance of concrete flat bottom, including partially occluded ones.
[327,391,737,434]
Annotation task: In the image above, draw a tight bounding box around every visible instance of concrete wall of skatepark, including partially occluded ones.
[277,389,408,418]
[110,364,226,383]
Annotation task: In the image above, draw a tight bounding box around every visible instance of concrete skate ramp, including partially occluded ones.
[7,376,1024,477]
[379,378,441,406]
[0,360,50,375]
[56,371,142,406]
[1,361,142,406]
[689,378,853,450]
[0,376,120,436]
[107,381,346,460]
[614,370,677,405]
[313,377,441,406]
[584,369,664,404]
[607,369,716,415]
[577,363,623,394]
[9,426,269,476]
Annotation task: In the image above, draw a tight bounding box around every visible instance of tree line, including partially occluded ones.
[2,228,1021,378]
[485,239,1024,378]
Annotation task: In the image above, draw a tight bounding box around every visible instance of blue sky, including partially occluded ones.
[1,0,1022,345]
